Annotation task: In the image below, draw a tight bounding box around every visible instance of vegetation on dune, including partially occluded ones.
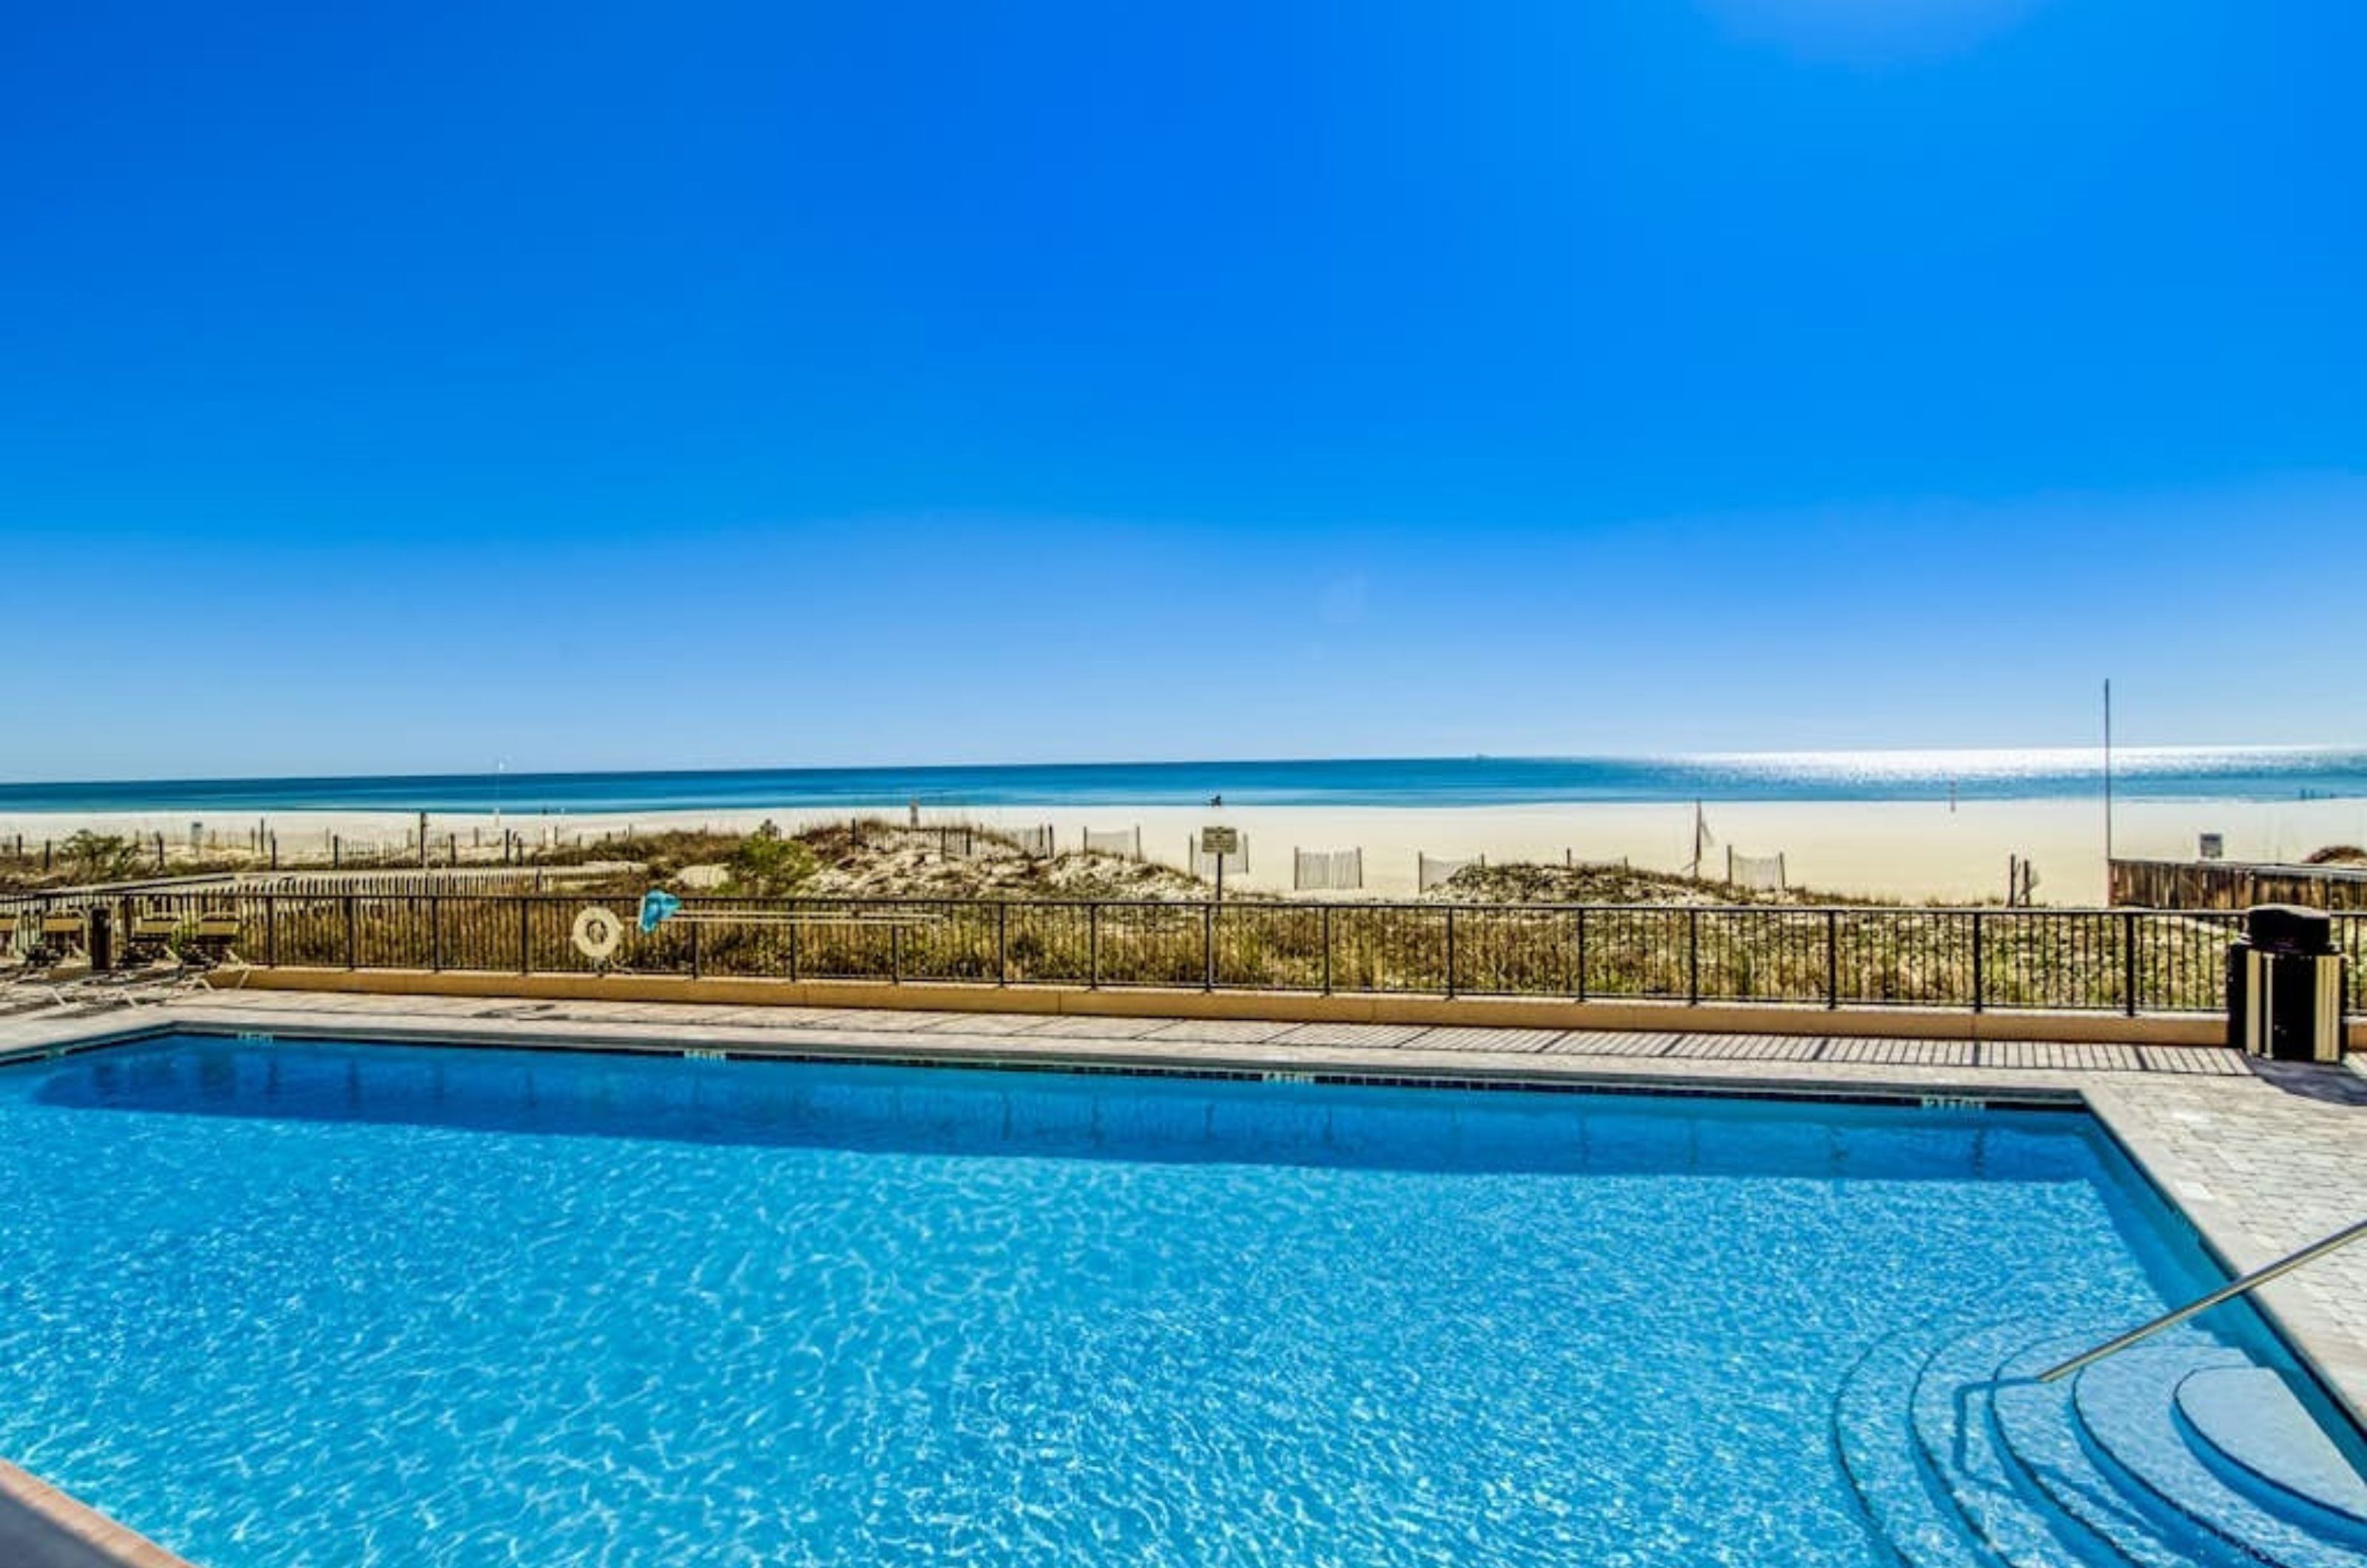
[1420,859,1883,908]
[560,822,1891,910]
[58,831,150,885]
[754,820,1220,902]
[0,818,1208,899]
[523,820,1220,903]
[0,831,243,890]
[0,819,2048,911]
[726,822,818,896]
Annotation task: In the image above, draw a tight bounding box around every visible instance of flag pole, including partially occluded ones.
[2102,679,2114,870]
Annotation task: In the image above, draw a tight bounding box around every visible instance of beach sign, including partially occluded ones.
[638,889,684,933]
[1201,825,1241,856]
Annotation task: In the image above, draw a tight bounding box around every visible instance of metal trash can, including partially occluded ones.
[87,905,113,973]
[2226,905,2346,1062]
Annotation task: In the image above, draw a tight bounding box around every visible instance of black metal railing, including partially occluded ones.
[6,890,2349,1021]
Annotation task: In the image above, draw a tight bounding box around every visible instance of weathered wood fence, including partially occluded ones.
[2110,858,2367,912]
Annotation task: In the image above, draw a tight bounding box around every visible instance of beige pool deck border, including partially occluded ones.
[0,984,2358,1567]
[0,1459,192,1568]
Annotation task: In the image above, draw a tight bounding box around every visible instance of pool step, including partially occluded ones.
[2073,1345,2367,1568]
[1834,1327,1993,1568]
[2173,1368,2367,1551]
[1988,1338,2236,1568]
[1842,1319,2367,1568]
[1908,1321,2127,1567]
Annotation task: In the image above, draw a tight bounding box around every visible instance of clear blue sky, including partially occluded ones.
[4,1,2361,780]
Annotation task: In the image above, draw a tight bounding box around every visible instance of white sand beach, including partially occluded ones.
[9,797,2366,903]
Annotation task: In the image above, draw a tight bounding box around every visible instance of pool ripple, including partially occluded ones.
[0,1036,2305,1567]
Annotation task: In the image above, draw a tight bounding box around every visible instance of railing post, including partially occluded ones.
[1574,907,1587,1001]
[430,896,443,972]
[1825,909,1839,1010]
[519,898,531,976]
[1320,905,1333,995]
[1089,903,1101,990]
[1686,908,1700,1004]
[689,919,701,980]
[2124,909,2139,1018]
[265,894,278,967]
[1971,910,1985,1013]
[345,895,358,970]
[996,902,1008,986]
[1203,901,1215,992]
[788,913,801,981]
[1445,907,1457,998]
[891,921,902,986]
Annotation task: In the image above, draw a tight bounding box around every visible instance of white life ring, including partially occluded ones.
[571,905,624,964]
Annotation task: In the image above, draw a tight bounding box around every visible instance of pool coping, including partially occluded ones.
[1,1010,2103,1112]
[2079,1084,2367,1439]
[1,1004,2360,1564]
[0,1459,193,1568]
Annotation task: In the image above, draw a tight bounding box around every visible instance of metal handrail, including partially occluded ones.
[2039,1215,2367,1383]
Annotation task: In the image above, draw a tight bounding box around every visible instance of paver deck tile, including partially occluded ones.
[798,1010,976,1033]
[911,1011,1060,1035]
[1823,1037,1976,1067]
[1543,1031,1681,1057]
[1010,1016,1173,1039]
[1685,1033,1827,1061]
[1405,1027,1564,1053]
[1267,1022,1430,1048]
[1136,1019,1303,1044]
[2138,1043,2248,1075]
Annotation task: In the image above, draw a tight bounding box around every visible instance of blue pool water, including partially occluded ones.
[0,1035,2280,1567]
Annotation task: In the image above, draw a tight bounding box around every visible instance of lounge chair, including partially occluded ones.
[123,912,183,969]
[27,912,87,971]
[183,912,244,970]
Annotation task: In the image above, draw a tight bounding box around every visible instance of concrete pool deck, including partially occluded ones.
[0,988,2360,1567]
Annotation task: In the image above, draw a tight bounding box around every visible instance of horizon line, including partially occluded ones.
[1,742,2358,794]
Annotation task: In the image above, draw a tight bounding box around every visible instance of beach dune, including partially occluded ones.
[8,797,2364,904]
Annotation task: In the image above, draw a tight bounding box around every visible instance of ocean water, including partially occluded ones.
[0,1035,2272,1567]
[2,746,2364,814]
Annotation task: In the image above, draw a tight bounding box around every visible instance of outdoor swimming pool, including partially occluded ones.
[0,1034,2322,1566]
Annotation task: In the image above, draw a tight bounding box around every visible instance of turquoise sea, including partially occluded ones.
[0,748,2361,814]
